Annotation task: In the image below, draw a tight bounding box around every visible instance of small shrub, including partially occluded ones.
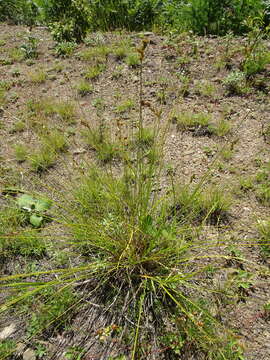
[44,0,91,42]
[21,35,38,59]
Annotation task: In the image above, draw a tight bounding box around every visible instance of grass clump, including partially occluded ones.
[257,219,270,256]
[30,147,57,173]
[171,110,212,135]
[172,185,231,225]
[222,71,249,95]
[28,69,47,84]
[82,128,122,163]
[125,52,140,67]
[78,45,111,63]
[75,80,93,96]
[84,64,105,80]
[27,98,77,125]
[54,41,76,58]
[115,98,135,113]
[41,130,68,153]
[13,143,28,162]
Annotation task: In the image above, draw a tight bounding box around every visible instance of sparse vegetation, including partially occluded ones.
[0,8,269,360]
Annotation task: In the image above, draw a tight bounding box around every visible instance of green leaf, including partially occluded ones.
[35,199,52,212]
[30,214,43,228]
[17,194,36,211]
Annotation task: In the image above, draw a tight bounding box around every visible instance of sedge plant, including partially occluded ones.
[0,40,261,360]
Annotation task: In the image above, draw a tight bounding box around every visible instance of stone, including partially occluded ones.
[23,348,36,360]
[0,323,16,340]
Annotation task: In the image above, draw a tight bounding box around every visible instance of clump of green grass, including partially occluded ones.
[78,45,111,63]
[28,69,47,84]
[171,110,212,134]
[125,52,140,67]
[13,143,28,162]
[10,120,26,133]
[75,80,93,96]
[113,39,132,60]
[194,80,217,97]
[84,64,105,80]
[0,340,16,359]
[30,147,57,173]
[27,98,77,125]
[0,205,46,258]
[54,41,76,57]
[212,118,231,137]
[115,98,134,113]
[134,127,155,149]
[257,219,270,256]
[172,185,231,225]
[41,130,69,153]
[0,40,250,360]
[222,71,249,95]
[82,128,122,163]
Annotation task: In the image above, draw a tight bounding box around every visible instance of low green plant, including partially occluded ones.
[171,110,212,133]
[27,287,77,337]
[41,130,68,153]
[212,118,231,137]
[241,14,270,77]
[0,340,16,359]
[16,194,52,228]
[194,80,216,97]
[0,204,46,257]
[13,143,28,162]
[113,40,132,60]
[84,64,105,80]
[30,147,57,173]
[76,80,93,96]
[258,219,270,256]
[54,41,76,57]
[21,35,38,59]
[222,71,249,95]
[125,52,140,67]
[78,45,111,62]
[82,128,122,163]
[28,69,47,84]
[10,120,26,133]
[115,99,135,113]
[220,146,234,161]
